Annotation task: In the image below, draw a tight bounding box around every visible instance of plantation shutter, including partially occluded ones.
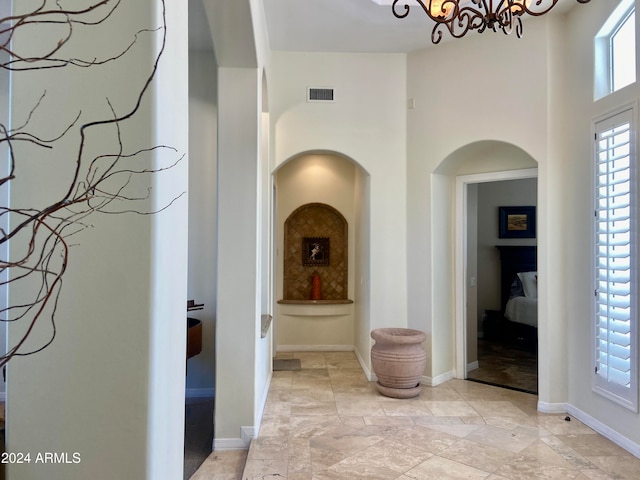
[594,106,638,411]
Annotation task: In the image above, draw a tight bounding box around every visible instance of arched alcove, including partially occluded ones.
[274,152,367,352]
[282,203,348,301]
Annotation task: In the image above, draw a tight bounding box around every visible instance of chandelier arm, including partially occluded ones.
[431,15,479,43]
[395,0,591,44]
[448,6,491,37]
[437,0,461,20]
[391,0,410,19]
[431,24,446,44]
[462,9,489,34]
[514,16,523,38]
[513,0,559,17]
[493,2,518,36]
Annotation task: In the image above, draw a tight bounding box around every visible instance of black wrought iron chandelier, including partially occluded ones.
[392,0,591,44]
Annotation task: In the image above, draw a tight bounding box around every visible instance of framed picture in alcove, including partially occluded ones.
[302,237,329,266]
[499,206,536,238]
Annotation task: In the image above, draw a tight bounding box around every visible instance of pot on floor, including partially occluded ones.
[370,328,427,398]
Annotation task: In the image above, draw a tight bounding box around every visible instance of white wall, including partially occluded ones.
[269,51,407,372]
[0,3,9,401]
[404,0,640,453]
[215,66,261,446]
[255,103,274,434]
[353,167,371,370]
[466,184,478,366]
[195,0,274,448]
[203,0,640,458]
[563,0,640,451]
[406,19,554,385]
[186,48,218,395]
[7,1,188,478]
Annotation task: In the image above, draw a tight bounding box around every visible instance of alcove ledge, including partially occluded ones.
[277,299,354,317]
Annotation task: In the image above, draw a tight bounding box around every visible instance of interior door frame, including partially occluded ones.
[454,168,539,379]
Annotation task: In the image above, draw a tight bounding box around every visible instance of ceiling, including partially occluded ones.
[261,0,579,54]
[189,0,582,56]
[262,0,441,54]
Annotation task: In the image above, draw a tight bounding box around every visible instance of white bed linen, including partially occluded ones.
[504,296,538,327]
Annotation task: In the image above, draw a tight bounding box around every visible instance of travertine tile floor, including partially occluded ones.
[192,351,640,479]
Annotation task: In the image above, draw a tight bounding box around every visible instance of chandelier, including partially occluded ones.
[392,0,592,44]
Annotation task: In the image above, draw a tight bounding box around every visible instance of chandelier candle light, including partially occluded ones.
[392,0,592,44]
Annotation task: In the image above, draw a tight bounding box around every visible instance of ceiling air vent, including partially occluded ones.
[307,87,335,103]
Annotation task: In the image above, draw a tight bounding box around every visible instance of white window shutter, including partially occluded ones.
[594,105,638,412]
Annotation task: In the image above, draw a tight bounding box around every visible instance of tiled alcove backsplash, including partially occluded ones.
[283,203,348,301]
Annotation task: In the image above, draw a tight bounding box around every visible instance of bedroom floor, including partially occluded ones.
[467,339,538,394]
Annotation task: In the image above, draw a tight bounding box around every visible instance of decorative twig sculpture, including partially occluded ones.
[0,0,182,368]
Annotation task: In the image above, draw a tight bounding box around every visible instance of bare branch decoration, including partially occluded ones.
[0,0,183,368]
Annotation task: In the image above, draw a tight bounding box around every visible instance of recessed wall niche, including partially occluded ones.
[281,203,348,302]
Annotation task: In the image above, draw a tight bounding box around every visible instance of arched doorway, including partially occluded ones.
[432,140,539,390]
[455,169,538,393]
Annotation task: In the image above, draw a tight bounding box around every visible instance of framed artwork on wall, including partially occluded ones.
[302,237,330,266]
[499,206,536,238]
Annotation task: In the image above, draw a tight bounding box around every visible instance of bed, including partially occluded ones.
[494,245,537,348]
[504,271,538,328]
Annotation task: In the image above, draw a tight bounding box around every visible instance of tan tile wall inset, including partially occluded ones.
[283,203,348,300]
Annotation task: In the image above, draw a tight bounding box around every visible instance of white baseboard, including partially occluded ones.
[185,388,215,398]
[537,401,569,414]
[467,361,479,373]
[213,426,255,451]
[353,347,374,381]
[241,426,255,445]
[423,370,455,387]
[277,345,355,352]
[354,346,452,386]
[254,372,273,438]
[526,400,640,459]
[568,405,640,458]
[213,437,249,451]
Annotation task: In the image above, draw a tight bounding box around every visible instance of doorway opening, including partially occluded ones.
[455,169,538,394]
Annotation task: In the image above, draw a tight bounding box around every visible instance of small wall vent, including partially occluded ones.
[307,87,335,103]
